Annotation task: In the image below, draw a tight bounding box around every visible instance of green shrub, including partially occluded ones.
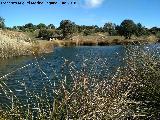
[38,29,55,40]
[156,31,160,38]
[83,29,92,36]
[0,17,5,29]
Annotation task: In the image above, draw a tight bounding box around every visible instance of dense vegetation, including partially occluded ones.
[0,17,5,29]
[1,16,160,40]
[0,45,160,119]
[0,16,160,119]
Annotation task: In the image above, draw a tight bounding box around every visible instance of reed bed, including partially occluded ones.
[51,38,155,47]
[0,30,54,59]
[0,33,32,58]
[0,44,160,119]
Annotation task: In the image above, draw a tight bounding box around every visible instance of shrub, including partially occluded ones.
[83,29,92,36]
[59,20,76,39]
[38,29,55,40]
[120,19,137,39]
[0,17,5,29]
[156,31,160,38]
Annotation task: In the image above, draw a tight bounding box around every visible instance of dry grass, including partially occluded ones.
[0,30,159,119]
[0,44,159,119]
[0,30,32,58]
[0,30,55,58]
[50,34,157,47]
[32,40,55,54]
[52,45,160,119]
[0,29,157,59]
[147,35,157,43]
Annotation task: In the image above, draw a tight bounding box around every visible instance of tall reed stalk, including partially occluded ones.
[0,44,160,119]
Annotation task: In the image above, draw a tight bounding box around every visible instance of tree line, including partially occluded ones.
[0,17,160,40]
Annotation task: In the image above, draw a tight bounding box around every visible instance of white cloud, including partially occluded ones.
[85,0,104,8]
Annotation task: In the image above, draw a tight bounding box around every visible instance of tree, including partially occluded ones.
[38,29,55,40]
[24,23,34,28]
[135,23,146,37]
[149,27,160,35]
[37,23,47,29]
[48,24,55,29]
[92,25,102,33]
[17,26,25,31]
[6,27,12,30]
[12,26,18,30]
[24,23,36,32]
[0,17,5,29]
[156,31,160,38]
[83,29,92,36]
[103,22,116,36]
[59,20,76,39]
[98,27,104,32]
[120,19,137,39]
[115,25,123,36]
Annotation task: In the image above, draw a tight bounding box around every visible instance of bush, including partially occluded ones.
[156,31,160,38]
[38,29,55,40]
[120,19,137,39]
[59,20,76,39]
[83,29,92,36]
[0,17,5,29]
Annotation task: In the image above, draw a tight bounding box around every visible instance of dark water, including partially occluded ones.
[0,44,159,108]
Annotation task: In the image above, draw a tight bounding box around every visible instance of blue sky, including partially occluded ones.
[0,0,160,28]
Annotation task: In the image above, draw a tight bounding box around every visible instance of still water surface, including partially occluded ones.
[0,44,159,107]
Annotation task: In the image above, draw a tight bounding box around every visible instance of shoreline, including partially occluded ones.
[0,30,159,59]
[0,39,158,59]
